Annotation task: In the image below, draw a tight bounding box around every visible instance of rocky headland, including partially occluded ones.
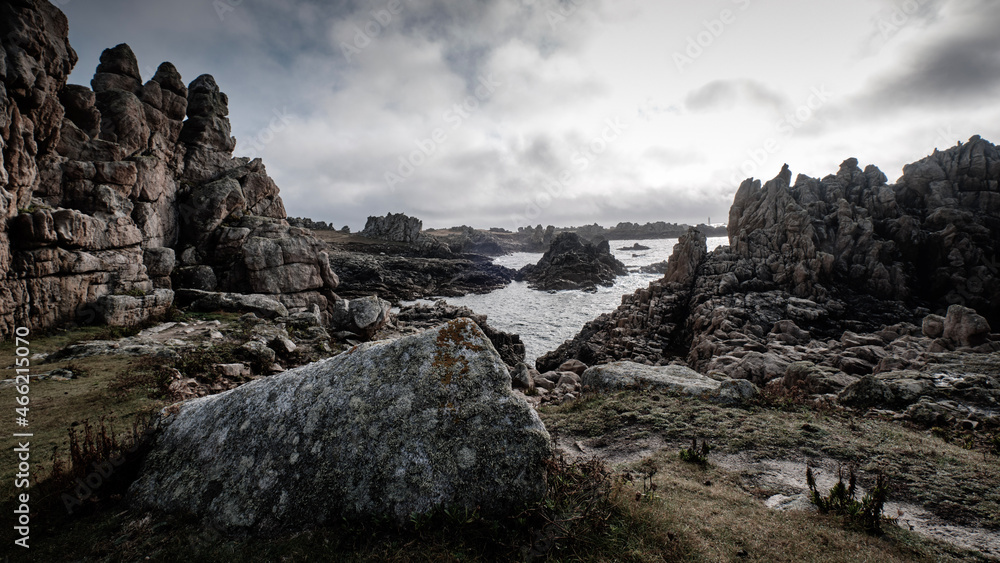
[538,140,1000,432]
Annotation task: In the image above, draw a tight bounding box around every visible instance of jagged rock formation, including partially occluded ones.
[130,319,552,533]
[538,139,1000,427]
[516,232,627,291]
[0,0,339,335]
[361,212,423,243]
[286,216,337,230]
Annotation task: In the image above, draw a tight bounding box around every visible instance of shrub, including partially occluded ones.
[679,437,712,465]
[37,414,157,517]
[806,465,892,535]
[108,356,176,400]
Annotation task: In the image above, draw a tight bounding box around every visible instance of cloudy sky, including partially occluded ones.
[61,0,1000,231]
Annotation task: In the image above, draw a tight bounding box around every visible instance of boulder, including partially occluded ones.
[922,314,945,339]
[942,304,991,347]
[511,362,535,392]
[95,288,174,327]
[581,361,759,404]
[331,295,392,339]
[130,319,552,532]
[558,359,588,375]
[177,289,289,319]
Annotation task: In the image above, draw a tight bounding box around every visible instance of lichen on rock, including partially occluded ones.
[129,318,553,533]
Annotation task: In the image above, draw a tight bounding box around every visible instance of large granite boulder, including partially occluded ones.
[129,319,553,533]
[516,232,627,291]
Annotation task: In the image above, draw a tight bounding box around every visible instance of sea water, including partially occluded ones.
[405,237,728,364]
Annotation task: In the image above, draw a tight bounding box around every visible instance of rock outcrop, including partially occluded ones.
[130,319,552,533]
[538,139,1000,428]
[0,0,340,336]
[360,212,423,244]
[516,232,627,291]
[328,249,516,302]
[581,361,759,405]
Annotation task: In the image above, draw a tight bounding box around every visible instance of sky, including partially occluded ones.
[59,0,1000,231]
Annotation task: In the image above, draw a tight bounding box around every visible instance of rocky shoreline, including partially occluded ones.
[2,1,999,560]
[538,143,1000,433]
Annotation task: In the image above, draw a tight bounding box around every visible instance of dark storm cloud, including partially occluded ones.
[861,0,1000,108]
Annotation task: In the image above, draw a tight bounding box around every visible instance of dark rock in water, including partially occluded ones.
[328,250,516,302]
[619,243,651,251]
[516,232,627,291]
[639,260,670,274]
[130,319,552,533]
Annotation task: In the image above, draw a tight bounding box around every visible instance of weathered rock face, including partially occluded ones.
[0,0,339,335]
[361,212,423,243]
[516,232,627,291]
[538,140,1000,427]
[130,319,552,533]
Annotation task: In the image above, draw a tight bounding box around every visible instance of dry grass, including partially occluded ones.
[3,330,996,561]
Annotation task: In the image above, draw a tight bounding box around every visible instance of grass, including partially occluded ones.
[2,328,997,561]
[0,354,168,504]
[7,449,985,562]
[540,391,1000,530]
